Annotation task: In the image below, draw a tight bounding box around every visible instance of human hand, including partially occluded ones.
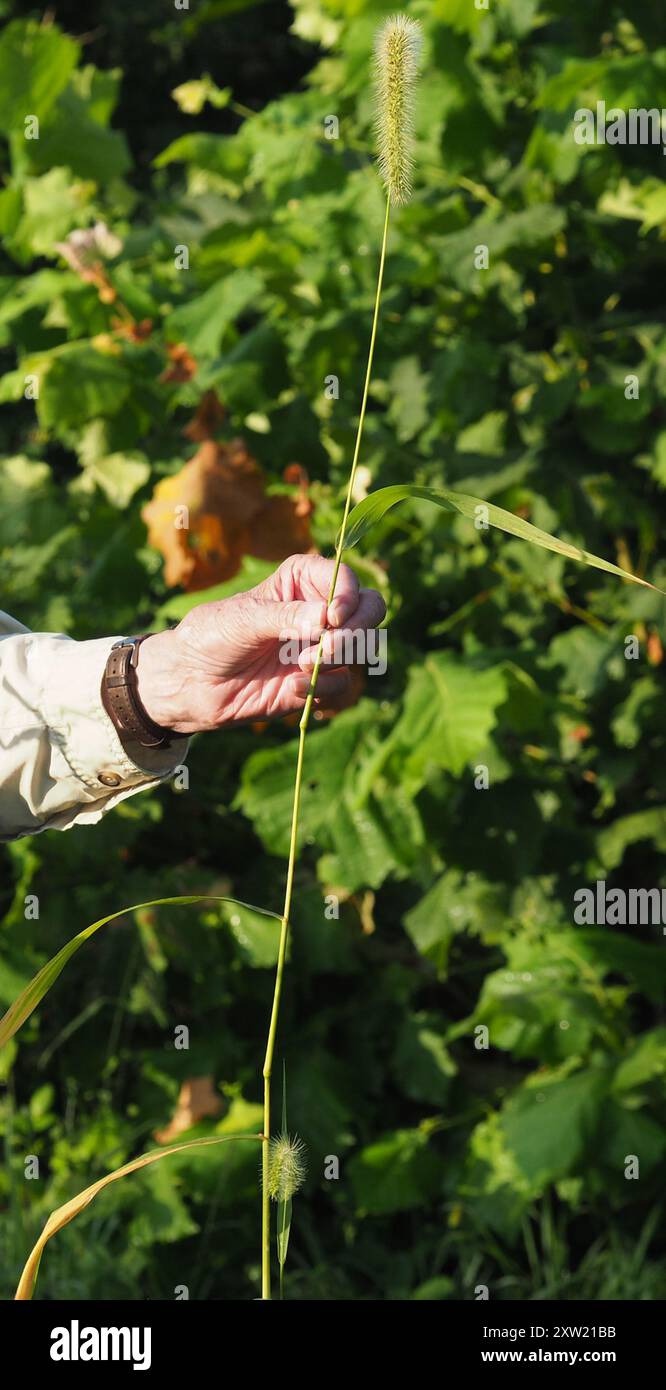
[135,554,386,734]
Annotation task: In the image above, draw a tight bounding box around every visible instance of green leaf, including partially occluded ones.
[236,702,376,858]
[393,1014,456,1106]
[80,452,150,508]
[432,0,484,35]
[403,870,504,974]
[0,895,280,1049]
[597,1104,666,1177]
[501,1069,606,1186]
[222,900,283,968]
[32,81,130,183]
[172,75,231,115]
[8,168,92,259]
[459,953,607,1063]
[0,20,79,132]
[349,1128,441,1215]
[595,808,666,872]
[167,271,262,358]
[436,206,566,290]
[342,485,663,593]
[388,356,429,442]
[613,1030,666,1093]
[393,653,507,784]
[27,345,131,431]
[563,930,666,1004]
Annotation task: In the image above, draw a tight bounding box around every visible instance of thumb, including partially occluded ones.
[249,597,326,644]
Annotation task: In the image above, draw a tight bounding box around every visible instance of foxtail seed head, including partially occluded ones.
[374,14,422,206]
[267,1133,307,1201]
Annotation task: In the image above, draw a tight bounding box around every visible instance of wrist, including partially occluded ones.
[133,630,192,736]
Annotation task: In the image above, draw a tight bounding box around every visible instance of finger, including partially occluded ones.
[327,563,362,628]
[249,596,326,644]
[297,591,387,669]
[266,555,361,622]
[290,668,352,700]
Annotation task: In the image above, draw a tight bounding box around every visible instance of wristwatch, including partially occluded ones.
[101,636,177,750]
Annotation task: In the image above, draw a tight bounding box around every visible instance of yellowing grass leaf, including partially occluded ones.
[15,1133,262,1300]
[0,895,280,1050]
[277,1061,292,1298]
[342,485,664,593]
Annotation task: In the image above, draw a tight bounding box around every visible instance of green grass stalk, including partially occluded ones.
[260,192,392,1299]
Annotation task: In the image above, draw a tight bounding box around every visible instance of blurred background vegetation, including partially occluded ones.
[1,0,666,1300]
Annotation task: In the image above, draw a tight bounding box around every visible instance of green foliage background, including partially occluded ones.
[1,0,666,1300]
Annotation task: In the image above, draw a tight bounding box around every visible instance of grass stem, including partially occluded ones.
[260,192,391,1299]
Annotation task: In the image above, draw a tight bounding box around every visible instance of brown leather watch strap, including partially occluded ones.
[101,636,176,749]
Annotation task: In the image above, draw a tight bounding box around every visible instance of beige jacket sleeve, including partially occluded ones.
[0,609,188,841]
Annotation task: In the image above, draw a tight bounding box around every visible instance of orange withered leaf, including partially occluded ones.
[246,463,314,563]
[183,390,226,442]
[142,439,264,590]
[153,1076,223,1145]
[143,444,315,591]
[161,341,198,383]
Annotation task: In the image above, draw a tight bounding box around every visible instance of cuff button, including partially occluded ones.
[98,770,122,788]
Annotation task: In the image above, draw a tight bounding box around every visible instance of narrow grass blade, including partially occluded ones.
[277,1061,291,1299]
[15,1133,262,1300]
[342,484,664,593]
[277,1196,292,1299]
[0,895,281,1050]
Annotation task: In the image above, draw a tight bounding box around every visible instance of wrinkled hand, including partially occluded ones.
[136,554,386,734]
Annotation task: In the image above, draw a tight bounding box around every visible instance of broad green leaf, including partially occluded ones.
[436,207,566,290]
[79,452,150,508]
[613,1030,666,1093]
[349,1128,441,1216]
[15,1133,262,1300]
[0,896,280,1050]
[456,955,608,1063]
[501,1069,606,1187]
[595,807,666,872]
[0,456,57,544]
[597,1104,666,1177]
[560,929,666,1004]
[0,20,79,131]
[154,131,247,182]
[0,269,77,338]
[32,85,130,183]
[237,701,425,891]
[8,169,91,260]
[167,271,262,358]
[392,1013,456,1106]
[392,653,507,783]
[388,356,430,442]
[544,626,616,699]
[432,0,484,34]
[236,702,376,858]
[403,870,504,975]
[342,484,663,593]
[26,345,131,431]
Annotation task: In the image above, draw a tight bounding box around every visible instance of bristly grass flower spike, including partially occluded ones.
[374,14,422,207]
[267,1134,307,1202]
